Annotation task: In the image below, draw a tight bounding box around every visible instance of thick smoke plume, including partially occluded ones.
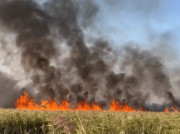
[0,71,23,108]
[0,0,179,111]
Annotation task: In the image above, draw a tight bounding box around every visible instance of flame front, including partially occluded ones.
[15,92,178,112]
[15,92,104,111]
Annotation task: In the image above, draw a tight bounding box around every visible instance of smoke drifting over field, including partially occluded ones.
[0,0,179,111]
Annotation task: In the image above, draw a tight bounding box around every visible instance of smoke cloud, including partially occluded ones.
[0,0,178,111]
[0,71,22,108]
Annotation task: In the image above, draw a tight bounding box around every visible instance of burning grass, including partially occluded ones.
[0,109,180,134]
[15,92,178,113]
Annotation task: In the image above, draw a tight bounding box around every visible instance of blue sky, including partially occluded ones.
[83,0,180,55]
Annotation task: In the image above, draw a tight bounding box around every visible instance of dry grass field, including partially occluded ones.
[0,109,180,134]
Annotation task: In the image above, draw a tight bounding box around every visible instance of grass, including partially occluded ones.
[0,109,180,134]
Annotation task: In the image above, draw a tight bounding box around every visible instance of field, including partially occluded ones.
[0,109,180,134]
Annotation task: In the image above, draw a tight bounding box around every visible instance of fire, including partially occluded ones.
[109,99,136,112]
[165,108,170,113]
[172,105,178,113]
[15,92,178,112]
[15,92,104,111]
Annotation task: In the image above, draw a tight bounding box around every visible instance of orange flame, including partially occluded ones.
[172,105,178,113]
[15,92,178,112]
[165,108,170,112]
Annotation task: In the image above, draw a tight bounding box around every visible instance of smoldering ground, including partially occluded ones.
[0,0,179,111]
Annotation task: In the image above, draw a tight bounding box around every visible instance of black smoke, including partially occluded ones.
[0,0,178,111]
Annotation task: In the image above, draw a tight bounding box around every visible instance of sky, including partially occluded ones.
[83,0,180,55]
